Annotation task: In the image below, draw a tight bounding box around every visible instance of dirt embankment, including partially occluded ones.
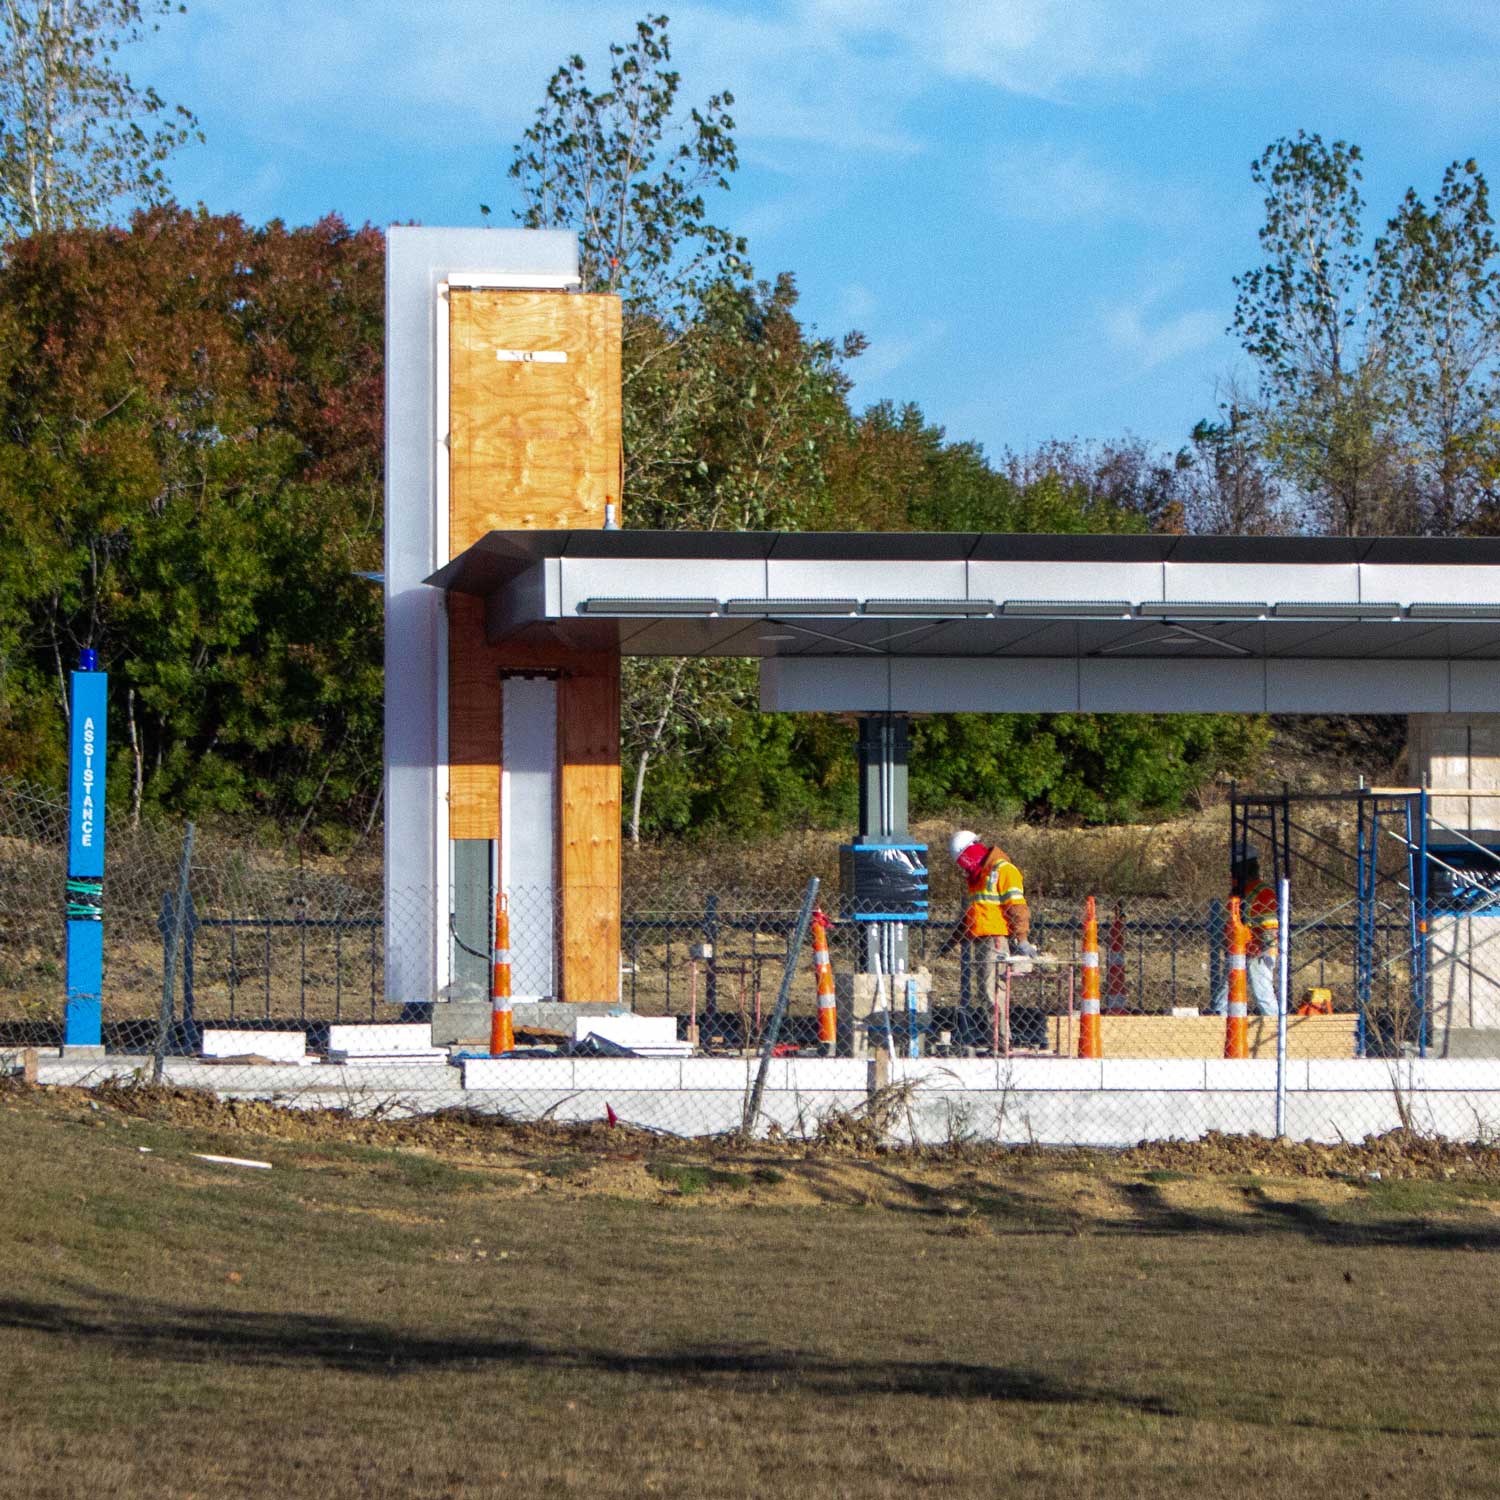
[12,1078,1500,1232]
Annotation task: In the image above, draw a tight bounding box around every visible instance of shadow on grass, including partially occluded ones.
[1106,1181,1500,1251]
[772,1162,1500,1251]
[0,1288,1175,1414]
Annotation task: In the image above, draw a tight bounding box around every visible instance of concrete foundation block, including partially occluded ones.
[1306,1059,1405,1091]
[1101,1058,1207,1091]
[680,1058,753,1090]
[462,1057,574,1090]
[571,1058,683,1090]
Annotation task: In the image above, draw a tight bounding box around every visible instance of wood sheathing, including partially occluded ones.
[446,288,622,1003]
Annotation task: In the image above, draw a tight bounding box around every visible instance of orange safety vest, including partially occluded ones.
[965,849,1026,939]
[1242,879,1280,956]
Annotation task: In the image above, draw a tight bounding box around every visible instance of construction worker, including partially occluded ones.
[1211,848,1279,1017]
[938,830,1037,1040]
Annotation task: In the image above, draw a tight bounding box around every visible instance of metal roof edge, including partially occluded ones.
[425,528,1500,590]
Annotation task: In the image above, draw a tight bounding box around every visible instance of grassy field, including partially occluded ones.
[3,1083,1500,1498]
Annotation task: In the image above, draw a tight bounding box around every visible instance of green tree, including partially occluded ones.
[507,14,863,840]
[0,209,385,834]
[503,12,743,316]
[1183,383,1284,534]
[0,0,199,237]
[1376,159,1500,533]
[1233,132,1405,535]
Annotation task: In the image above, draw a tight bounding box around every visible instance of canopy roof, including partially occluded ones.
[426,529,1500,713]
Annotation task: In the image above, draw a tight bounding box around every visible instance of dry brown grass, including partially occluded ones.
[3,1082,1499,1498]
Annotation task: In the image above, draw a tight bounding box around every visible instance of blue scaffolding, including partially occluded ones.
[1230,786,1438,1057]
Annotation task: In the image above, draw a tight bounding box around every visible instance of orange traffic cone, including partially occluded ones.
[1079,896,1103,1059]
[812,909,837,1055]
[490,893,514,1056]
[1105,902,1128,1013]
[1224,896,1248,1060]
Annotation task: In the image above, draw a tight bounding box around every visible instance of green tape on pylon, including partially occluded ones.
[65,875,104,920]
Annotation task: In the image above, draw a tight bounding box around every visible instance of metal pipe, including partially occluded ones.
[1275,877,1289,1137]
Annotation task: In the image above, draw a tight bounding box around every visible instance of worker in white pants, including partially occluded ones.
[1211,950,1278,1016]
[1210,850,1279,1017]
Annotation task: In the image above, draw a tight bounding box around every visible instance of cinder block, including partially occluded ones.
[1306,1059,1404,1091]
[571,1058,682,1090]
[1406,1059,1499,1091]
[679,1058,753,1090]
[886,1058,985,1090]
[1002,1058,1102,1090]
[1100,1058,1205,1090]
[574,1014,679,1048]
[1203,1059,1284,1092]
[462,1057,574,1090]
[781,1058,868,1092]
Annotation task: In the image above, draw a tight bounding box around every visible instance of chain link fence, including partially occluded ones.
[6,775,1500,1144]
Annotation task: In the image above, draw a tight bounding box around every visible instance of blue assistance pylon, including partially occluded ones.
[63,649,107,1049]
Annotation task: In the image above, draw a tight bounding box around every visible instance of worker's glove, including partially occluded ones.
[1014,940,1039,958]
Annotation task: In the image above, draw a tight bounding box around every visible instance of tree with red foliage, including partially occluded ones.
[0,207,386,837]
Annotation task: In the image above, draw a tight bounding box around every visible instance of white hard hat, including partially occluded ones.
[950,829,980,863]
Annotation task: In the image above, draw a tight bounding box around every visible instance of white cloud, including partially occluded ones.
[1103,287,1221,373]
[856,316,949,380]
[143,0,1273,182]
[988,144,1167,225]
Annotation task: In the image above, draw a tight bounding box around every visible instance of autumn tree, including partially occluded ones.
[1232,132,1407,535]
[1182,383,1284,534]
[0,0,199,237]
[0,209,385,835]
[1376,159,1500,532]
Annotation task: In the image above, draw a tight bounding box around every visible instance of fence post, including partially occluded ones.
[1208,898,1224,1004]
[1275,878,1290,1136]
[703,893,720,1024]
[181,889,198,1050]
[742,878,819,1139]
[1105,902,1128,1013]
[153,822,195,1084]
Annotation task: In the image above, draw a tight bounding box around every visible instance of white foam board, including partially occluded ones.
[574,1014,679,1048]
[326,1023,436,1056]
[201,1029,309,1063]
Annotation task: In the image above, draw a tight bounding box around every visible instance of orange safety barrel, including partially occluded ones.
[1105,902,1128,1013]
[812,909,837,1053]
[1224,896,1248,1060]
[1079,896,1102,1059]
[490,893,514,1056]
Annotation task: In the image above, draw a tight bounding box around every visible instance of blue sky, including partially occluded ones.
[137,0,1500,459]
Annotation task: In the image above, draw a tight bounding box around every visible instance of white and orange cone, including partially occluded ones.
[1079,896,1102,1059]
[490,893,514,1056]
[812,909,837,1055]
[1225,896,1249,1060]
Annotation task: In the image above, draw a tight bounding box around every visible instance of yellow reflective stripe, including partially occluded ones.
[996,887,1024,903]
[972,892,1002,904]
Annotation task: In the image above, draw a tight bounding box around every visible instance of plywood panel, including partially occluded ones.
[448,591,621,1001]
[560,670,622,1003]
[449,289,622,554]
[1047,1015,1358,1059]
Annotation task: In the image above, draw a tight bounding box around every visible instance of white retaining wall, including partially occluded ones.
[28,1052,1500,1144]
